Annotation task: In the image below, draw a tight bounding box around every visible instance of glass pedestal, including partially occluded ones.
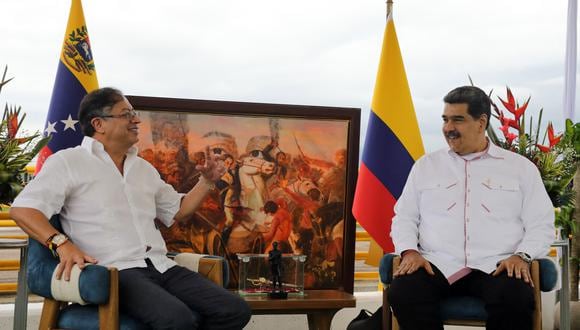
[237,253,306,296]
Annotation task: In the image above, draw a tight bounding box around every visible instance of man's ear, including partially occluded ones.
[91,117,105,134]
[480,114,488,130]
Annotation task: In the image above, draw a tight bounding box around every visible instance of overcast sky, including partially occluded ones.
[1,0,577,153]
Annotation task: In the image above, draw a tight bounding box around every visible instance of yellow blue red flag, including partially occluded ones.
[352,14,424,252]
[36,0,98,173]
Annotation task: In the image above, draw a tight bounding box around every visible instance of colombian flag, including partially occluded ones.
[36,0,98,173]
[352,14,424,253]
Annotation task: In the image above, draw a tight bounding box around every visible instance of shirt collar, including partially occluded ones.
[81,136,139,157]
[446,137,504,160]
[485,141,505,159]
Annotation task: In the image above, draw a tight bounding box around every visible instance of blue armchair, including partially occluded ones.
[379,254,558,330]
[27,215,229,330]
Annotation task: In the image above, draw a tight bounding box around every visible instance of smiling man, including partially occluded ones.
[388,86,555,330]
[10,87,251,329]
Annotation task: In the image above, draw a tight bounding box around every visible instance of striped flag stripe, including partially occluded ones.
[361,111,415,200]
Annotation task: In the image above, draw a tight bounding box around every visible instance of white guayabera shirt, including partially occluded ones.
[391,142,555,283]
[13,137,182,272]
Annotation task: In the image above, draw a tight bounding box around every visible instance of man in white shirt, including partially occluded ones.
[388,86,554,330]
[10,87,251,329]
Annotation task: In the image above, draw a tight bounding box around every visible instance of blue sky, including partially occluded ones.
[1,0,577,153]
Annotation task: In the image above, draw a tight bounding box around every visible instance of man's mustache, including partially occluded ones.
[446,131,461,139]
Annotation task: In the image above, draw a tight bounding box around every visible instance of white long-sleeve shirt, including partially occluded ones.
[391,142,555,282]
[12,137,182,272]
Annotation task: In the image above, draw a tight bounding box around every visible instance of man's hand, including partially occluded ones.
[393,250,435,277]
[196,146,226,182]
[492,255,533,287]
[54,242,98,281]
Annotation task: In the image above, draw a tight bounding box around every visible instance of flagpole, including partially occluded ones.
[365,0,397,267]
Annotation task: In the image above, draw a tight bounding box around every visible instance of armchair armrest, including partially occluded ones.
[174,253,229,287]
[538,258,557,292]
[27,232,111,304]
[379,254,399,286]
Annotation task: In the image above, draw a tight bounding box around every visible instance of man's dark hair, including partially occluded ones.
[443,86,491,129]
[78,87,124,136]
[264,201,278,214]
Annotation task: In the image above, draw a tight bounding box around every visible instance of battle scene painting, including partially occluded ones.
[130,98,359,290]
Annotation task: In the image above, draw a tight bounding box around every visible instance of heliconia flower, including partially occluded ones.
[499,111,520,130]
[7,111,19,139]
[499,124,517,144]
[547,122,562,147]
[505,132,518,144]
[513,96,530,121]
[497,87,530,121]
[499,124,511,136]
[536,144,551,153]
[498,87,516,114]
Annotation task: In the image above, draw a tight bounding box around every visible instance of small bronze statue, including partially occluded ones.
[268,241,288,299]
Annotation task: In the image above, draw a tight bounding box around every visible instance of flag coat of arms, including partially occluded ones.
[36,0,98,173]
[352,13,424,252]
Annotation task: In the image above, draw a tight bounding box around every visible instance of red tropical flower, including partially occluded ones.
[536,144,551,153]
[513,96,530,121]
[505,132,518,144]
[7,110,18,139]
[536,122,563,153]
[547,122,562,147]
[499,111,520,130]
[497,87,529,121]
[499,124,517,144]
[498,87,516,115]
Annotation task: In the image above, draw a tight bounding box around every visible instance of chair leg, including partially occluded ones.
[382,257,401,330]
[531,260,541,330]
[382,288,391,330]
[39,298,64,330]
[392,257,401,330]
[99,268,120,330]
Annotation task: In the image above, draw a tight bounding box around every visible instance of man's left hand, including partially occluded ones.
[196,146,226,182]
[492,255,533,287]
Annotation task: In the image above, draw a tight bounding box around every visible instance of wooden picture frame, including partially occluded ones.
[127,95,360,293]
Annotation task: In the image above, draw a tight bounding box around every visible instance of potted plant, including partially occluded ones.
[0,66,50,208]
[485,86,580,327]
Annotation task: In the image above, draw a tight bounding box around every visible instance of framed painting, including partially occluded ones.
[127,95,360,293]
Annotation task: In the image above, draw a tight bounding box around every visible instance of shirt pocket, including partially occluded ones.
[479,176,521,218]
[418,178,459,214]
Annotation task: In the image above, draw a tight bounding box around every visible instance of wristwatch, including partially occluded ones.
[46,233,69,257]
[514,252,532,264]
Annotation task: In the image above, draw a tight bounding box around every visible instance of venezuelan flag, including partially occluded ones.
[36,0,98,173]
[352,14,424,253]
